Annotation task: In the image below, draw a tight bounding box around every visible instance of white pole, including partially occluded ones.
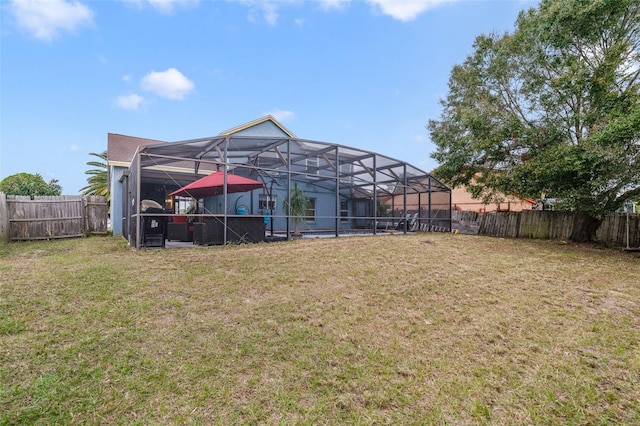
[626,211,630,250]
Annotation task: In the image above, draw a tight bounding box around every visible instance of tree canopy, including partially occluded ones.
[0,173,62,197]
[428,0,640,215]
[80,151,110,205]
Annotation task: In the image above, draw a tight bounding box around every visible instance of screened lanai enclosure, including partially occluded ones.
[123,135,452,249]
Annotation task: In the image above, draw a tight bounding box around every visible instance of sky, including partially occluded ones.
[1,0,538,194]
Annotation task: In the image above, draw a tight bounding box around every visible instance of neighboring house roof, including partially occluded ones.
[107,133,167,167]
[218,115,296,138]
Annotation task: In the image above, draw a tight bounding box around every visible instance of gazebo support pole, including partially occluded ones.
[403,164,408,234]
[335,148,340,238]
[270,181,274,237]
[135,149,142,250]
[373,155,377,236]
[286,139,291,239]
[223,138,229,244]
[448,189,452,232]
[428,177,432,232]
[418,191,422,230]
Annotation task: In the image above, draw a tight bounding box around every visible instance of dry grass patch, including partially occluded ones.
[0,234,639,424]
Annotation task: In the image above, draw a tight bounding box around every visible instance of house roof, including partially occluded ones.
[218,115,296,138]
[107,116,294,168]
[107,133,166,166]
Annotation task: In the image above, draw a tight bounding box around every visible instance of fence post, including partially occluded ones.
[83,196,88,237]
[0,192,8,243]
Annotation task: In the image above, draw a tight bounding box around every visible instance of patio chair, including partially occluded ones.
[167,215,193,242]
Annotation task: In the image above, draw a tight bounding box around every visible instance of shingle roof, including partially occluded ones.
[107,133,166,164]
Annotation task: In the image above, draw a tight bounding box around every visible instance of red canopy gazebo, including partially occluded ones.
[170,171,264,199]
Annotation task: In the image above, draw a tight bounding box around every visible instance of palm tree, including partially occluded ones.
[80,151,110,205]
[283,182,308,236]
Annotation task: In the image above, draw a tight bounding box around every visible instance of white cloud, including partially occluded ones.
[261,2,278,26]
[69,144,80,152]
[122,0,199,14]
[621,50,639,76]
[232,0,452,25]
[242,1,279,26]
[116,93,145,110]
[265,109,295,122]
[237,0,302,26]
[367,0,455,22]
[122,74,133,83]
[9,0,94,41]
[318,0,350,11]
[141,68,194,100]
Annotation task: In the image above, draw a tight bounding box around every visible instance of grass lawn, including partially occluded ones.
[1,233,639,425]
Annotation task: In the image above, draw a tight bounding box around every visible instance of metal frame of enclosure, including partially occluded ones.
[124,135,452,249]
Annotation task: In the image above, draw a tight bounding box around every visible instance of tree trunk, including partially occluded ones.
[570,214,602,243]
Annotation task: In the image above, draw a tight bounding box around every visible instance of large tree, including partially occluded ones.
[0,173,62,197]
[428,0,640,216]
[80,151,110,205]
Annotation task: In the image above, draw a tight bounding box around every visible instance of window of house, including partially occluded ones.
[340,200,349,221]
[305,198,316,221]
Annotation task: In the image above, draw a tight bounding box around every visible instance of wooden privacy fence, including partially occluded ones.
[0,194,108,243]
[452,210,639,248]
[479,210,579,240]
[597,212,640,248]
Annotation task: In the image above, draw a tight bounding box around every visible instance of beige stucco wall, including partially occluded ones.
[451,186,534,212]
